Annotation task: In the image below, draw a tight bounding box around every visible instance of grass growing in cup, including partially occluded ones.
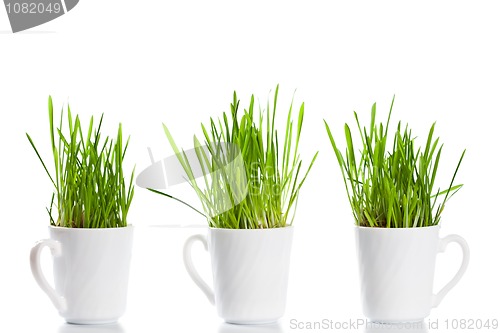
[26,97,135,228]
[324,97,465,228]
[324,97,470,323]
[154,85,318,228]
[153,86,317,323]
[27,97,136,324]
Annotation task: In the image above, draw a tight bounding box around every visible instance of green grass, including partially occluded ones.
[26,96,135,228]
[154,85,318,229]
[324,97,465,228]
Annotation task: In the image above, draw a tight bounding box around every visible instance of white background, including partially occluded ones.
[1,1,499,332]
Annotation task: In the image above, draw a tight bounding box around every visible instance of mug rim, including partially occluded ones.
[48,224,134,231]
[354,224,440,230]
[208,224,293,232]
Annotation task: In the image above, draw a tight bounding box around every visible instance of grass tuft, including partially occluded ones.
[26,96,135,228]
[155,85,318,229]
[324,97,465,228]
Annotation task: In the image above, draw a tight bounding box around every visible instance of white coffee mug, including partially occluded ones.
[30,226,134,324]
[355,225,469,323]
[184,226,294,324]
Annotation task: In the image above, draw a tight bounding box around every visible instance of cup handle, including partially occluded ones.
[30,239,67,313]
[432,234,470,307]
[183,234,215,305]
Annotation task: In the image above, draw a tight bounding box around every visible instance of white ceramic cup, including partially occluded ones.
[30,226,134,324]
[355,225,470,323]
[183,226,294,324]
